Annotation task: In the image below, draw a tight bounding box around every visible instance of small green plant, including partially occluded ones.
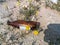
[0,22,3,25]
[45,0,60,11]
[20,3,40,21]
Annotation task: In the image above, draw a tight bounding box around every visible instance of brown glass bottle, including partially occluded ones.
[7,20,40,30]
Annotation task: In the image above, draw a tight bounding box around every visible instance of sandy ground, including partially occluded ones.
[0,0,60,45]
[36,0,60,45]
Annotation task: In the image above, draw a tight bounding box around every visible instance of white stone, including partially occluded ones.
[51,0,58,4]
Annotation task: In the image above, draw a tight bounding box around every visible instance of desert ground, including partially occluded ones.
[0,0,60,45]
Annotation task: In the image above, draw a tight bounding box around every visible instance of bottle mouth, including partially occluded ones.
[7,20,10,25]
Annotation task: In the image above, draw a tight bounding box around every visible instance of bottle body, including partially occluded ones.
[7,20,40,30]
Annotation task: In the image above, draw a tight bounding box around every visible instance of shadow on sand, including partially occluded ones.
[44,24,60,45]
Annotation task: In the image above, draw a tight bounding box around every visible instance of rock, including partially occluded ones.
[0,0,6,2]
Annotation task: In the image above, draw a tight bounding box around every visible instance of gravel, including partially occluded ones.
[0,0,60,45]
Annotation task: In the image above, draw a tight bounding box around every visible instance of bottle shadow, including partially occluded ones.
[44,24,60,45]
